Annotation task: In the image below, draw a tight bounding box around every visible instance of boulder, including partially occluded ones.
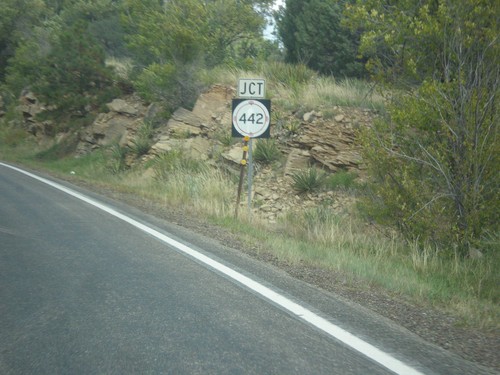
[167,108,206,137]
[192,84,234,123]
[284,149,311,176]
[106,99,138,116]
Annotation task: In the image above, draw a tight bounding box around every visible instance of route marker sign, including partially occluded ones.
[232,99,271,138]
[238,78,266,99]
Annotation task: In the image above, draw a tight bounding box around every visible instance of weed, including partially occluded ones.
[285,119,301,135]
[108,144,128,174]
[291,168,326,193]
[131,122,154,157]
[35,133,80,160]
[325,171,358,191]
[253,139,281,164]
[0,126,29,147]
[153,149,206,181]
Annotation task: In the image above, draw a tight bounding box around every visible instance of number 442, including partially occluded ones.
[239,112,264,125]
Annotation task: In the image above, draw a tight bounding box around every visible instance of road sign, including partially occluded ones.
[232,99,271,138]
[238,79,266,99]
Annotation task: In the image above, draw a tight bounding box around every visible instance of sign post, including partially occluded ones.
[232,79,270,218]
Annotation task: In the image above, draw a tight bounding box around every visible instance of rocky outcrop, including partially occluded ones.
[288,107,374,172]
[15,85,376,221]
[106,98,139,116]
[76,94,148,155]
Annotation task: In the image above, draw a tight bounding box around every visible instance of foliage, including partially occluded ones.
[130,121,154,157]
[291,168,326,194]
[325,170,359,191]
[275,0,365,77]
[5,19,118,129]
[122,0,270,68]
[133,62,202,111]
[121,0,272,108]
[0,0,49,81]
[343,0,499,85]
[108,143,128,174]
[346,0,499,253]
[253,139,281,164]
[284,119,301,135]
[0,125,29,147]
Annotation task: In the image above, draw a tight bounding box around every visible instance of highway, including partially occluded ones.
[0,163,494,374]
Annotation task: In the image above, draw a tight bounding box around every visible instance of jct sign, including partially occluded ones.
[232,99,271,138]
[238,79,266,99]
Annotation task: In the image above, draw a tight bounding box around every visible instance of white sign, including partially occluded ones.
[238,79,266,99]
[232,100,270,138]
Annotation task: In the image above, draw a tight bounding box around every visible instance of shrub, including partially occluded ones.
[108,144,128,174]
[134,62,202,112]
[253,139,281,164]
[291,168,326,194]
[130,122,154,157]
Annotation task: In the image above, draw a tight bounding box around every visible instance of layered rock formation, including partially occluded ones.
[16,85,377,221]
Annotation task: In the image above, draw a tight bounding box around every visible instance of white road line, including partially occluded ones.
[1,163,425,375]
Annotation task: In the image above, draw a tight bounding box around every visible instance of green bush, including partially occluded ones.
[291,168,326,194]
[253,139,281,164]
[130,122,154,157]
[108,144,128,174]
[134,62,201,112]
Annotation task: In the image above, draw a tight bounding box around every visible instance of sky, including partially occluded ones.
[264,0,285,40]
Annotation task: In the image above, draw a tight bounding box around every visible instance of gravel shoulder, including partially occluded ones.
[58,177,500,372]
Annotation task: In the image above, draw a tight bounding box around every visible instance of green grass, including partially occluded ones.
[325,170,359,191]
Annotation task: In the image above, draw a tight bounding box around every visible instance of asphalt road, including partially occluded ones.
[0,163,496,375]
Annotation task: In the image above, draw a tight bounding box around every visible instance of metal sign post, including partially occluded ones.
[247,138,253,216]
[234,137,249,218]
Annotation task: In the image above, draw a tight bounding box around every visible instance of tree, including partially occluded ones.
[347,0,499,253]
[275,0,365,77]
[120,0,272,108]
[0,0,48,82]
[6,19,118,130]
[122,0,270,68]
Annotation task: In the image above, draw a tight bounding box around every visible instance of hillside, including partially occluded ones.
[16,85,375,222]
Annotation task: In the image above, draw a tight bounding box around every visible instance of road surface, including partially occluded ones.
[0,163,495,374]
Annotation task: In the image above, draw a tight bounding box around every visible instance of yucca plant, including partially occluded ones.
[131,122,154,157]
[253,139,281,164]
[108,144,128,174]
[291,168,326,193]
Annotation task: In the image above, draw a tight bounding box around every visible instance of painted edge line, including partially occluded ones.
[1,163,425,375]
